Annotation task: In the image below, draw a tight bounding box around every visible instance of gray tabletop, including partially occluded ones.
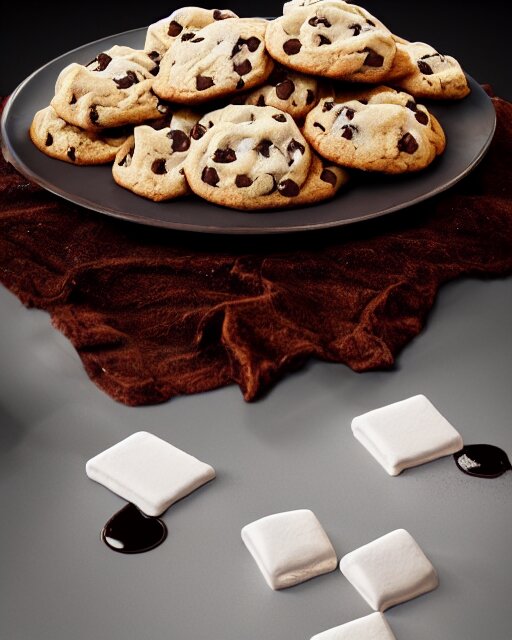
[0,264,511,639]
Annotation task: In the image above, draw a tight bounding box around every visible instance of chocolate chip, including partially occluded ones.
[246,37,261,52]
[179,167,184,175]
[322,101,334,112]
[398,132,419,154]
[196,76,214,90]
[232,36,261,57]
[235,174,253,187]
[114,71,139,89]
[234,59,252,76]
[69,94,77,104]
[201,166,219,186]
[256,95,266,106]
[287,139,305,156]
[415,110,429,125]
[272,113,286,122]
[341,106,355,120]
[191,37,204,43]
[350,23,362,36]
[314,122,325,131]
[148,51,160,61]
[93,52,112,71]
[168,20,182,36]
[255,139,272,157]
[213,9,231,19]
[306,89,315,105]
[320,168,337,186]
[278,179,300,197]
[168,130,190,152]
[150,65,159,76]
[318,35,331,46]
[276,79,295,100]
[191,123,207,140]
[308,16,331,27]
[90,105,99,124]
[45,132,53,146]
[367,19,376,26]
[181,33,194,41]
[283,39,302,55]
[341,124,357,140]
[67,146,76,162]
[417,60,433,75]
[151,158,167,174]
[406,99,417,111]
[363,48,384,67]
[213,147,237,163]
[231,39,243,57]
[236,78,245,89]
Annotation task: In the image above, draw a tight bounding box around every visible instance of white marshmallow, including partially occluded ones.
[241,509,337,590]
[351,394,463,475]
[339,528,438,611]
[310,612,396,640]
[86,431,215,517]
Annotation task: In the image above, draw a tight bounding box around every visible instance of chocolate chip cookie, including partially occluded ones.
[30,105,129,164]
[112,110,199,201]
[51,47,163,130]
[303,86,446,173]
[392,42,470,100]
[184,104,347,209]
[152,18,274,104]
[265,2,396,82]
[144,6,238,60]
[282,0,388,32]
[238,64,320,120]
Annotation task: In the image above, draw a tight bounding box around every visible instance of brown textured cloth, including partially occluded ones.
[1,94,512,406]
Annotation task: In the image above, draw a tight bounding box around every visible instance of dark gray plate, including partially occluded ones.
[0,27,496,235]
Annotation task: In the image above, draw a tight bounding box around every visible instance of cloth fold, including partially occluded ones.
[1,94,511,406]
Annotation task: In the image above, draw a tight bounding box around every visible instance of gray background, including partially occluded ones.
[1,272,511,640]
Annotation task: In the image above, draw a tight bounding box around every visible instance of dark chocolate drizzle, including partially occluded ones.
[101,503,167,553]
[454,444,511,478]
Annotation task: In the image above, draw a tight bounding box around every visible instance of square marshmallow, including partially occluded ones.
[241,509,337,590]
[351,394,463,475]
[339,528,438,611]
[86,431,216,516]
[310,612,396,640]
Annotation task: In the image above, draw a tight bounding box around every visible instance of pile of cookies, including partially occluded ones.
[30,1,470,211]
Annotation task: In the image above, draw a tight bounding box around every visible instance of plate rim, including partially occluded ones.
[0,26,497,235]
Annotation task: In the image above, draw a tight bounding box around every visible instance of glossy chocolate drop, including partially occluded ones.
[454,444,511,478]
[101,503,167,553]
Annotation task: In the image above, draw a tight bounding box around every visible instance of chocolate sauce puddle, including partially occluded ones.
[454,444,511,478]
[102,503,167,553]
